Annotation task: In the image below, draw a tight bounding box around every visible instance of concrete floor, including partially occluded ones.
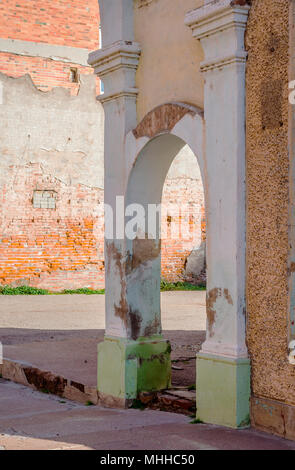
[1,291,295,450]
[1,379,295,450]
[0,292,206,387]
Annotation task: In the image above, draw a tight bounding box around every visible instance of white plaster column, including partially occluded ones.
[89,0,141,340]
[88,0,171,406]
[185,0,251,428]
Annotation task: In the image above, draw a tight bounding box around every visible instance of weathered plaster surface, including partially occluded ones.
[246,0,295,404]
[0,72,104,189]
[0,38,91,66]
[0,72,105,289]
[134,0,204,121]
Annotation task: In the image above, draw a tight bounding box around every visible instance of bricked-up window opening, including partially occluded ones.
[70,68,79,83]
[33,190,57,209]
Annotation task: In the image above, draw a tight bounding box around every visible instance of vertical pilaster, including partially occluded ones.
[186,0,251,428]
[88,0,171,407]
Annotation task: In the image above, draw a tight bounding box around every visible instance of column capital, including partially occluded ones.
[185,0,250,72]
[88,41,141,104]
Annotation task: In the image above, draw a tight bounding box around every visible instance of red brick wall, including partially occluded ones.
[0,163,104,290]
[161,154,205,283]
[0,161,204,290]
[0,0,100,94]
[0,0,100,49]
[0,52,97,95]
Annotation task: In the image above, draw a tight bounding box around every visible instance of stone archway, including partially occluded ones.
[89,0,251,428]
[95,103,205,408]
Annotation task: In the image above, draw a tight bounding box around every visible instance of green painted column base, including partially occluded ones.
[97,335,171,407]
[196,352,251,428]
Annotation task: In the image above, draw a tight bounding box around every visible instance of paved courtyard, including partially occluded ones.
[1,379,295,450]
[1,291,295,450]
[0,292,206,387]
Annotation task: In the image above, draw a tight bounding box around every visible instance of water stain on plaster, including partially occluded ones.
[129,309,143,340]
[107,238,161,340]
[206,288,234,337]
[144,315,161,337]
[224,288,234,306]
[127,237,161,273]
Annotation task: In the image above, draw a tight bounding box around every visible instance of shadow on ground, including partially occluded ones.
[0,327,206,387]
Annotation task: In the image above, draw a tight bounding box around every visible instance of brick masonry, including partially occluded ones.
[0,0,100,49]
[0,0,101,94]
[0,163,105,290]
[161,150,205,283]
[0,51,97,95]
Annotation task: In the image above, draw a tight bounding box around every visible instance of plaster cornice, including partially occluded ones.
[185,0,250,40]
[88,40,141,77]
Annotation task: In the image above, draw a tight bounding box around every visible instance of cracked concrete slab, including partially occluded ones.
[1,380,295,450]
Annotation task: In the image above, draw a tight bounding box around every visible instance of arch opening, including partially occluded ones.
[125,132,206,392]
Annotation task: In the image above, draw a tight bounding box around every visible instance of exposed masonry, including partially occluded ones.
[133,102,198,139]
[0,72,105,290]
[0,72,205,290]
[0,0,101,95]
[0,358,99,405]
[0,51,99,96]
[0,0,100,51]
[33,190,57,210]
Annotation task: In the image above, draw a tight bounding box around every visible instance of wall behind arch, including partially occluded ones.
[161,145,205,283]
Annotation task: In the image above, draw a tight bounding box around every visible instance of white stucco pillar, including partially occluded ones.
[88,0,171,407]
[89,1,141,341]
[185,0,251,428]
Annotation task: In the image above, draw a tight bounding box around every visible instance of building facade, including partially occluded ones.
[88,0,295,440]
[0,0,205,290]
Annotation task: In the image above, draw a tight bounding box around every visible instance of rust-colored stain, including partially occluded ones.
[107,238,162,340]
[127,237,161,273]
[106,241,129,325]
[206,288,220,338]
[224,288,234,306]
[206,288,234,337]
[129,309,142,340]
[133,103,196,139]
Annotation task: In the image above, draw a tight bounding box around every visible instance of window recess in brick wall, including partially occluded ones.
[33,190,57,209]
[70,67,79,83]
